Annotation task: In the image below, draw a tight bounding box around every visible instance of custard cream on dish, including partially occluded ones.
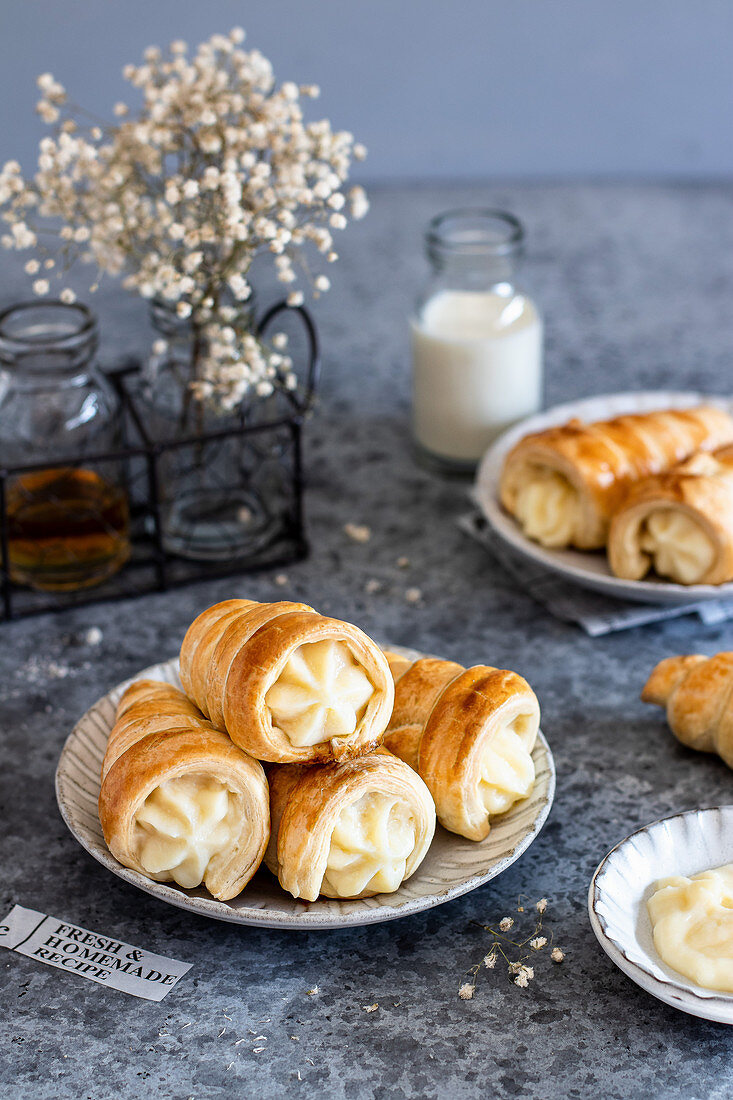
[513,470,581,548]
[266,639,375,747]
[134,774,238,889]
[321,792,417,898]
[479,724,536,816]
[638,510,715,585]
[647,863,733,992]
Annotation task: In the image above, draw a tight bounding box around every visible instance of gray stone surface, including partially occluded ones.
[2,182,733,1099]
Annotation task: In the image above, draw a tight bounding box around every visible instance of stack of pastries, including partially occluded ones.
[497,404,733,585]
[98,598,541,903]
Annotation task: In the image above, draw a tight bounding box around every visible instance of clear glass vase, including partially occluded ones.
[140,298,309,563]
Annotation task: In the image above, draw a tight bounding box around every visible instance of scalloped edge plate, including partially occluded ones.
[55,647,555,930]
[589,806,733,1024]
[475,390,733,605]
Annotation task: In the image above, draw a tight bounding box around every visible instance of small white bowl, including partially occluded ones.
[589,807,733,1024]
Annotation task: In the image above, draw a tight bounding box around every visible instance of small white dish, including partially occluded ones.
[55,648,555,931]
[589,807,733,1024]
[475,390,733,606]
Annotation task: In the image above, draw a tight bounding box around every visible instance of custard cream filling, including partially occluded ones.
[478,722,536,816]
[639,509,715,584]
[320,792,416,898]
[266,640,375,748]
[514,470,580,548]
[648,864,733,992]
[134,774,237,889]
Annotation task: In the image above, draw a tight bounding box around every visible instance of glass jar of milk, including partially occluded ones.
[411,208,543,472]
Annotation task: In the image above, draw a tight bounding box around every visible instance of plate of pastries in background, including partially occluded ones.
[56,598,555,929]
[475,390,733,604]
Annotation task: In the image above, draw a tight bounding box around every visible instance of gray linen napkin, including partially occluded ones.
[458,510,733,637]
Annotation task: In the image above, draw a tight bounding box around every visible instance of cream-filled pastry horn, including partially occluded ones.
[495,405,733,550]
[99,680,269,901]
[608,448,733,585]
[642,651,733,769]
[264,750,435,901]
[179,599,394,764]
[383,654,540,841]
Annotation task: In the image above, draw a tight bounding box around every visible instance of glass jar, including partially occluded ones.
[0,301,130,591]
[411,208,543,473]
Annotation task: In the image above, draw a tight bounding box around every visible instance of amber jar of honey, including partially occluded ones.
[0,301,130,591]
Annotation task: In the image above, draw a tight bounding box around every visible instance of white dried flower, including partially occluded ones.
[536,898,548,915]
[551,947,564,963]
[499,917,514,932]
[59,288,76,304]
[483,951,497,969]
[530,937,547,950]
[362,1004,378,1013]
[458,983,474,1001]
[24,259,40,274]
[1,28,368,412]
[344,522,371,543]
[32,278,49,295]
[405,587,422,604]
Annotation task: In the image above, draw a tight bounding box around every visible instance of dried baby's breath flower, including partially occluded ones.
[365,579,381,594]
[362,1004,378,1013]
[551,947,565,963]
[344,522,371,543]
[536,898,548,914]
[483,950,497,969]
[499,917,514,932]
[530,937,547,950]
[458,983,474,1001]
[1,29,368,413]
[405,587,422,604]
[274,573,289,587]
[396,556,410,568]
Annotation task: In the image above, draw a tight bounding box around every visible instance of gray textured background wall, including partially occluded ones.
[1,0,732,180]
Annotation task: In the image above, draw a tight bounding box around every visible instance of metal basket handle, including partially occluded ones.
[257,300,320,414]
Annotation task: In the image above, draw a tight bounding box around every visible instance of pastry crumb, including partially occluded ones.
[253,1047,265,1053]
[458,983,474,1000]
[344,522,371,543]
[305,986,319,996]
[237,506,253,523]
[297,1071,302,1080]
[405,587,422,604]
[274,573,289,586]
[551,947,565,963]
[362,1003,378,1013]
[234,1038,246,1046]
[218,1028,226,1038]
[291,1035,299,1041]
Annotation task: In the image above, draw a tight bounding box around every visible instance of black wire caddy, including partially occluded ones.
[0,300,320,622]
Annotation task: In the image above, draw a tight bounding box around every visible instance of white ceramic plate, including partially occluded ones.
[55,649,555,930]
[475,390,733,605]
[589,807,733,1024]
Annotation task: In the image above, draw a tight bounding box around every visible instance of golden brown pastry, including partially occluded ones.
[384,654,540,841]
[497,406,733,550]
[608,448,733,584]
[642,652,733,767]
[99,679,270,901]
[179,599,394,764]
[265,750,436,901]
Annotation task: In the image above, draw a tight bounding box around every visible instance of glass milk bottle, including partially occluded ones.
[411,209,543,472]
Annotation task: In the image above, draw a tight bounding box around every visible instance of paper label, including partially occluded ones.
[0,905,191,1000]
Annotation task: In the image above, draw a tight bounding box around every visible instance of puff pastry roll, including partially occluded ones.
[384,654,540,841]
[497,406,733,550]
[608,449,733,585]
[265,750,435,901]
[179,598,394,764]
[642,651,733,768]
[99,679,270,901]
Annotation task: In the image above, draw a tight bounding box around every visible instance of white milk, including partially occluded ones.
[411,289,543,465]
